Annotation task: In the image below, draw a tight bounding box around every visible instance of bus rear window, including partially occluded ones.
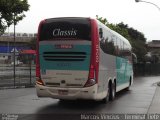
[39,17,91,41]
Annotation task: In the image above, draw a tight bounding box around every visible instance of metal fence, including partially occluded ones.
[1,61,160,88]
[133,63,160,76]
[0,63,35,88]
[0,51,36,88]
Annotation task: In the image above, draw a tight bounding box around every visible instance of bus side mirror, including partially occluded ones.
[132,53,137,64]
[99,28,103,38]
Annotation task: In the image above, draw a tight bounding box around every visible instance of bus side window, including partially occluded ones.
[119,41,123,58]
[117,38,124,57]
[99,28,103,39]
[110,35,117,55]
[119,42,131,60]
[100,36,116,55]
[116,38,122,57]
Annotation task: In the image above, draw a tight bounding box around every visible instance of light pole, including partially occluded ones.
[13,0,16,88]
[135,0,160,11]
[135,0,160,86]
[13,13,16,88]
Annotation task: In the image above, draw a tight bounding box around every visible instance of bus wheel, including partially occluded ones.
[126,78,131,91]
[102,85,110,103]
[110,82,116,101]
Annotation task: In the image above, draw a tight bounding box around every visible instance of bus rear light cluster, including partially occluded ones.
[84,79,96,87]
[36,77,45,86]
[36,52,43,85]
[84,64,96,87]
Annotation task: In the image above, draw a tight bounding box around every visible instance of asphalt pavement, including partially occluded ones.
[0,76,160,120]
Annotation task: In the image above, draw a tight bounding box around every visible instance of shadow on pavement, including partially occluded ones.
[31,90,130,120]
[12,89,131,120]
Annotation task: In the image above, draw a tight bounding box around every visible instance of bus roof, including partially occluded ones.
[44,17,90,23]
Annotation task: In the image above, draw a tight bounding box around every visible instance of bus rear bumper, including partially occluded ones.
[35,84,104,100]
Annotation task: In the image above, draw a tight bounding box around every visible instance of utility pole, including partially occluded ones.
[13,13,16,88]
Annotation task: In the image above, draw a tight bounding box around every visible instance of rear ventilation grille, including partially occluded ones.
[43,52,86,61]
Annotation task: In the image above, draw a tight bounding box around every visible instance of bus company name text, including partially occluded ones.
[53,28,77,37]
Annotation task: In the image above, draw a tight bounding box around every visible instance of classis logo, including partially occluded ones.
[53,28,77,37]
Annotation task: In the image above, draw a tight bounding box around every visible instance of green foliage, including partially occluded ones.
[108,23,130,41]
[0,19,6,34]
[96,15,108,26]
[96,15,147,62]
[0,0,30,35]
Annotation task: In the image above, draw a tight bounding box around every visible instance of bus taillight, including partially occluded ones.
[84,64,96,87]
[36,78,45,86]
[36,58,45,86]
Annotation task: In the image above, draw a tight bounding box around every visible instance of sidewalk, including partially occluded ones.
[148,83,160,113]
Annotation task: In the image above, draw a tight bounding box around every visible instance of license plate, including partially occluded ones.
[58,90,68,95]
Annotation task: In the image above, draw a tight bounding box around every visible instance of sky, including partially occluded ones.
[8,0,160,41]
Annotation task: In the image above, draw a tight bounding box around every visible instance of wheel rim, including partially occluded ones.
[106,87,110,101]
[112,83,115,98]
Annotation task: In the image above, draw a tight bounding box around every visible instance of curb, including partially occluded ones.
[148,85,160,113]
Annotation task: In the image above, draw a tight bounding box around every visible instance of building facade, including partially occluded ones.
[146,40,160,63]
[0,33,36,64]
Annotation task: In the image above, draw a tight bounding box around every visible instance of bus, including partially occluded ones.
[36,17,133,102]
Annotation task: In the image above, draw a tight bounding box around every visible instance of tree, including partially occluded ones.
[0,0,30,35]
[96,15,108,26]
[96,15,147,62]
[108,22,130,41]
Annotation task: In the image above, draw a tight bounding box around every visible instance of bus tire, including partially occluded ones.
[109,82,116,101]
[126,77,131,91]
[102,84,110,103]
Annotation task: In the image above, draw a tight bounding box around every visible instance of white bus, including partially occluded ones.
[36,17,133,102]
